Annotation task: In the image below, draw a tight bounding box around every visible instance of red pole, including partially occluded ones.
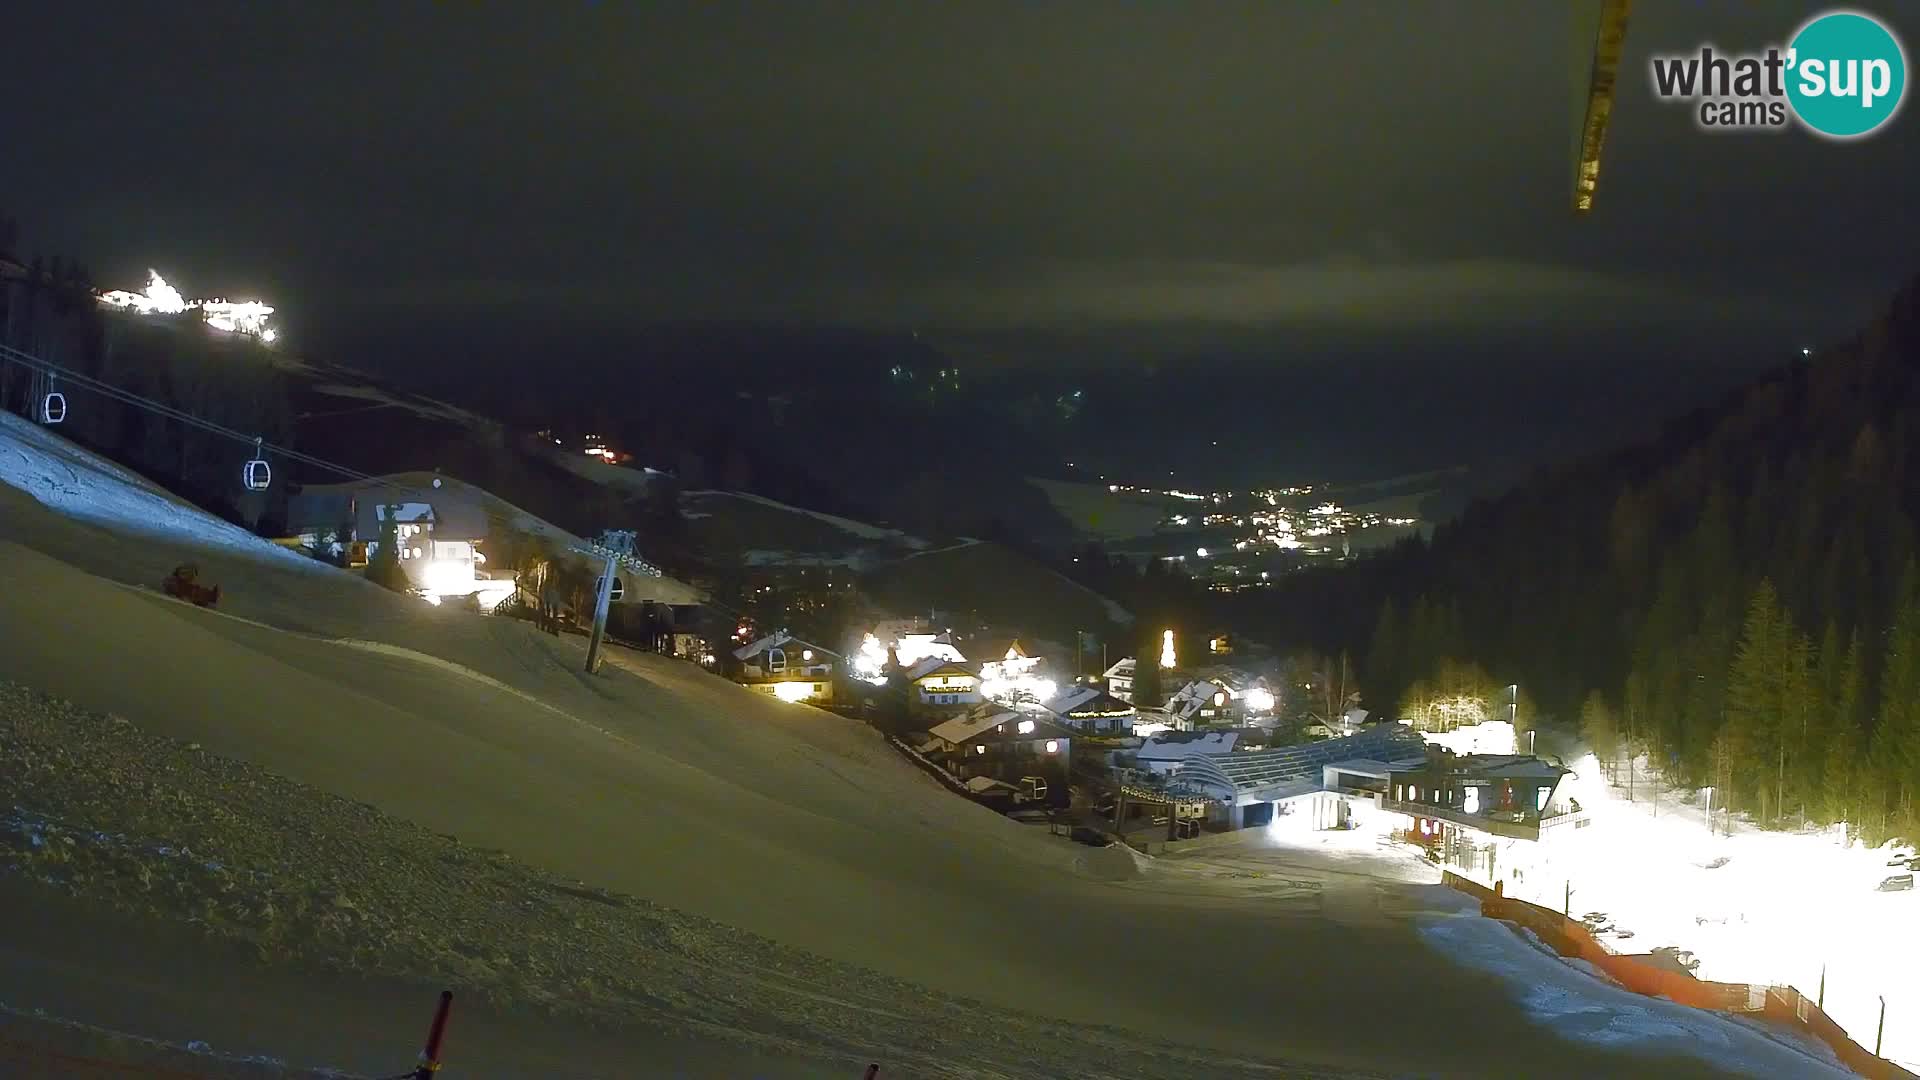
[414,990,453,1078]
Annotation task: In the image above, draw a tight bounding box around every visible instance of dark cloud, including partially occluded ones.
[3,0,1915,469]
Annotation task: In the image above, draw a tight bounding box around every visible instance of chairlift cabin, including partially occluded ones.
[243,438,271,491]
[40,391,66,424]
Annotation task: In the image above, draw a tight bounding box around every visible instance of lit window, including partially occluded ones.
[411,547,422,559]
[399,547,408,560]
[1537,787,1550,813]
[802,649,814,662]
[1017,719,1036,735]
[1464,787,1480,814]
[1045,740,1059,754]
[974,745,986,755]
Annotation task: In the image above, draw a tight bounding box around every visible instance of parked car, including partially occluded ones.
[1876,873,1914,893]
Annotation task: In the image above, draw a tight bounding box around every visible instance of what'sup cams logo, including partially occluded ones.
[1651,9,1907,138]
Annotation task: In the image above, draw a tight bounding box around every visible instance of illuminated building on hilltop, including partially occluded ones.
[98,269,278,343]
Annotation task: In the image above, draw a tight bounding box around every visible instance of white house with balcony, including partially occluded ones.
[926,709,1073,766]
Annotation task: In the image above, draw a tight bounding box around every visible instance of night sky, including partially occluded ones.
[6,2,1917,482]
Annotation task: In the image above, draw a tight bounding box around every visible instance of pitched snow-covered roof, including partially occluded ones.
[733,631,840,663]
[1137,730,1238,762]
[1172,724,1429,802]
[906,657,975,683]
[734,631,792,661]
[1045,685,1132,715]
[969,638,1031,664]
[1455,755,1569,781]
[1102,657,1136,680]
[896,633,967,665]
[930,710,1020,746]
[963,775,1019,795]
[1165,680,1230,721]
[930,710,1070,747]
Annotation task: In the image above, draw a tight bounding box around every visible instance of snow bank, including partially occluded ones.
[0,413,325,573]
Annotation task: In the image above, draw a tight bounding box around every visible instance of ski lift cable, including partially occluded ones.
[0,343,379,483]
[2,344,750,625]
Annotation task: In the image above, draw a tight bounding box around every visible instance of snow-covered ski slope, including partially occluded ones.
[0,417,1854,1079]
[0,412,324,573]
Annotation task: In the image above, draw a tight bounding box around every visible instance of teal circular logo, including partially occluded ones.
[1786,11,1907,138]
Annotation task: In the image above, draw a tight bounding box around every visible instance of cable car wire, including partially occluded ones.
[0,341,378,483]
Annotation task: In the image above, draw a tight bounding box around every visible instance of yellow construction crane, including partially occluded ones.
[1573,0,1633,213]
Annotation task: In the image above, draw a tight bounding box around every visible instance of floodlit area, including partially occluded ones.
[1511,754,1919,1069]
[1192,806,1858,1078]
[97,269,277,341]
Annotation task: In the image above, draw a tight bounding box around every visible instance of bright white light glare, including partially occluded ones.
[1195,547,1209,557]
[1016,719,1036,735]
[1470,749,1920,1065]
[420,559,473,594]
[772,681,814,702]
[1244,687,1276,712]
[97,269,276,340]
[1044,740,1059,754]
[1420,719,1515,755]
[979,673,1056,705]
[1160,629,1176,669]
[98,270,188,314]
[202,299,275,336]
[852,633,890,684]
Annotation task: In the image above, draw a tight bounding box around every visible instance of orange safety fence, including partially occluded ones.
[1445,875,1917,1080]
